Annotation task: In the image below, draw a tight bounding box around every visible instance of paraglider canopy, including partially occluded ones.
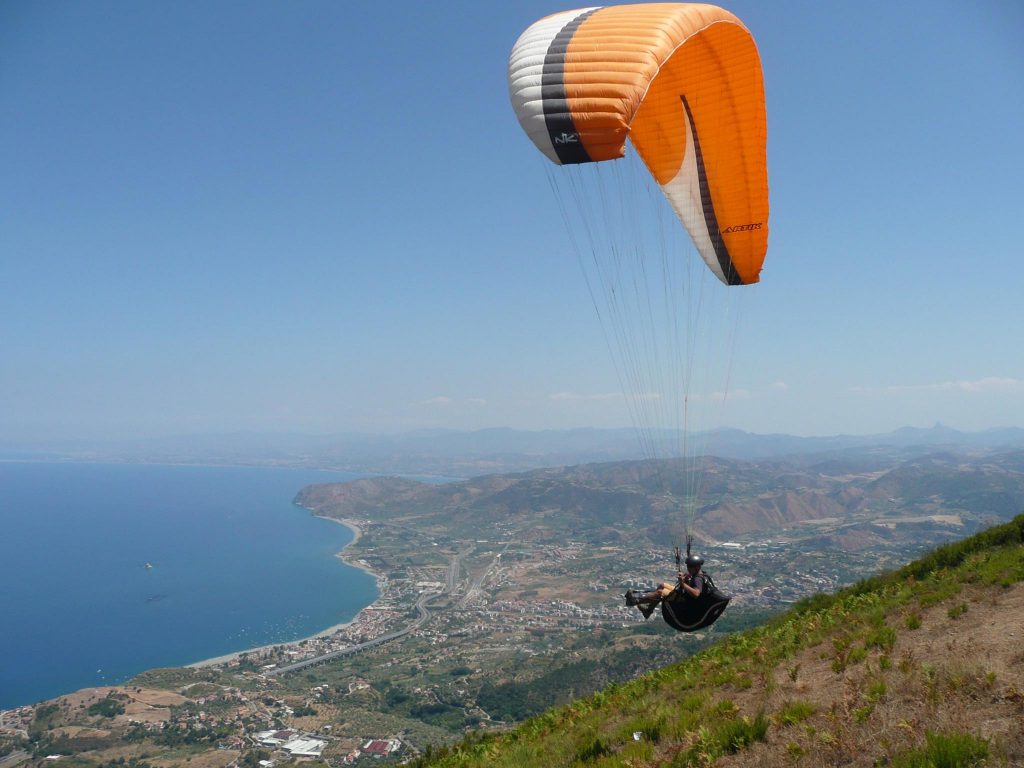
[508,3,769,286]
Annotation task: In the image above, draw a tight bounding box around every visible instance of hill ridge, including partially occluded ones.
[298,450,1024,550]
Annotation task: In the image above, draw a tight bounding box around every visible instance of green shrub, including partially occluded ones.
[574,735,611,763]
[889,730,989,768]
[865,624,897,651]
[866,678,887,703]
[87,697,125,718]
[852,703,873,724]
[865,606,888,628]
[718,712,770,754]
[675,712,769,765]
[617,715,665,745]
[776,700,816,727]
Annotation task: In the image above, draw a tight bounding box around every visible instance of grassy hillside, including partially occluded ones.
[413,514,1024,767]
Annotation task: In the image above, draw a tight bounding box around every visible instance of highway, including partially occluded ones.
[458,542,507,609]
[0,751,29,768]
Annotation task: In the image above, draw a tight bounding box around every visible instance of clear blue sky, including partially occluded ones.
[2,0,1022,441]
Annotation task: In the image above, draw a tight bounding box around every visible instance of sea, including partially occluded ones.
[0,461,380,709]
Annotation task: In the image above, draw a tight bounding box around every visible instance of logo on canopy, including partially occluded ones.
[722,223,763,234]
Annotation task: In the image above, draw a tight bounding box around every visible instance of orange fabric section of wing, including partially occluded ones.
[558,4,741,161]
[557,3,768,284]
[630,19,768,284]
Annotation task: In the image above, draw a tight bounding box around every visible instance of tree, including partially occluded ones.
[241,749,270,767]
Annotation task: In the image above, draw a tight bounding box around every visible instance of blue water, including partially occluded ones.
[0,462,378,709]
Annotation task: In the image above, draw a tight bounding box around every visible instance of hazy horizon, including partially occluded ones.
[4,420,1023,449]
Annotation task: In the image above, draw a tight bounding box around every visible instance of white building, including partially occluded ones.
[282,736,326,757]
[254,730,326,758]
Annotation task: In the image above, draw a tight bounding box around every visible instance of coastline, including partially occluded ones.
[187,515,384,669]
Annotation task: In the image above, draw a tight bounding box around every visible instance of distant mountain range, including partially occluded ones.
[3,423,1023,478]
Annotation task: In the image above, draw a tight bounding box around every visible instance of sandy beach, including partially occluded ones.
[187,516,383,669]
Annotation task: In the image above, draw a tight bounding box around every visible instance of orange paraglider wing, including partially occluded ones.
[508,3,768,285]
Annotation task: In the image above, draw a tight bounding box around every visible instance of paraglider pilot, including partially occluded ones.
[625,551,704,619]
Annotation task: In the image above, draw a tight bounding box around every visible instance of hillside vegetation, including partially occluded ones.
[414,515,1024,767]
